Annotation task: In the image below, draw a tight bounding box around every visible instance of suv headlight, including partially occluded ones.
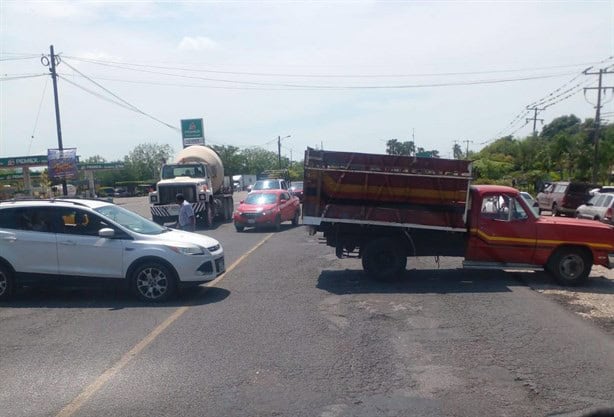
[206,244,221,252]
[169,245,204,255]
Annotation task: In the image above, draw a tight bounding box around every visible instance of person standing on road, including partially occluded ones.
[176,193,196,232]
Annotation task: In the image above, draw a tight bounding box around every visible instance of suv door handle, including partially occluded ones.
[59,240,77,246]
[0,236,16,242]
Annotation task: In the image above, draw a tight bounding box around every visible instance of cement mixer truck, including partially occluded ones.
[149,145,234,227]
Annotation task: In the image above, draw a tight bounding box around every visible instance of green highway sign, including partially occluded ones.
[0,155,47,168]
[0,172,42,180]
[78,162,125,170]
[181,118,205,147]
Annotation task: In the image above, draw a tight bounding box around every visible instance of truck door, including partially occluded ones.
[466,193,537,264]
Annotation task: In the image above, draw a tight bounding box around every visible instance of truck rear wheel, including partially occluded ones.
[224,197,233,221]
[205,205,214,228]
[548,247,591,286]
[361,238,407,282]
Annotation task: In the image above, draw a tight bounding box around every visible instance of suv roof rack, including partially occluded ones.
[0,197,114,207]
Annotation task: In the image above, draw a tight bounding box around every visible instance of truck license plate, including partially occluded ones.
[167,206,179,216]
[248,219,255,224]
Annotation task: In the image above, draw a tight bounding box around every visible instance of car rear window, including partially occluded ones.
[568,183,591,193]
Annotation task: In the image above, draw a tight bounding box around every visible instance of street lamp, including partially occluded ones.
[278,135,291,169]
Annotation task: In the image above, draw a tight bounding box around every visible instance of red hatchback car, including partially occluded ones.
[234,190,301,232]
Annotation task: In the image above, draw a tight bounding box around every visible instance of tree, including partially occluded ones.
[211,145,245,176]
[386,139,415,155]
[240,147,278,175]
[540,115,581,140]
[453,143,463,159]
[81,155,107,164]
[123,143,173,181]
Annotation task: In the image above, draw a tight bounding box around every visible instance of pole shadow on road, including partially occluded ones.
[317,268,516,295]
[0,286,230,310]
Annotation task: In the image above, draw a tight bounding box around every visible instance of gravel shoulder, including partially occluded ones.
[523,266,614,335]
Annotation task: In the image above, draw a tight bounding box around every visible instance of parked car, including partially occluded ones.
[519,191,539,216]
[97,186,115,197]
[250,179,289,192]
[0,199,225,301]
[114,187,131,197]
[536,181,595,216]
[576,192,614,224]
[289,181,304,202]
[233,190,300,232]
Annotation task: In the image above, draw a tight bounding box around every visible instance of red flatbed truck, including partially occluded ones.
[302,149,614,285]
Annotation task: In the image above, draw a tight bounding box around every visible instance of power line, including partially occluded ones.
[488,58,613,141]
[61,57,575,90]
[58,75,143,113]
[0,74,48,81]
[61,59,179,131]
[0,56,40,62]
[63,54,609,79]
[28,76,49,155]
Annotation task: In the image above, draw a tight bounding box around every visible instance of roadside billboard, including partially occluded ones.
[48,148,78,179]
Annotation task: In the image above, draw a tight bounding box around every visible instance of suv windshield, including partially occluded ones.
[253,180,281,190]
[244,193,277,205]
[95,204,167,235]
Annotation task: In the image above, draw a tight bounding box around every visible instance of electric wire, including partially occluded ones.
[0,74,48,81]
[63,55,609,79]
[28,76,49,155]
[487,57,614,142]
[60,60,179,131]
[62,57,575,90]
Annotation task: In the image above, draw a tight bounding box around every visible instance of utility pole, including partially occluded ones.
[41,44,67,196]
[526,106,545,137]
[584,67,614,183]
[277,135,291,169]
[462,139,473,159]
[277,136,281,169]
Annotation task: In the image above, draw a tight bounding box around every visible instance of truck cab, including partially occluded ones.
[465,185,614,285]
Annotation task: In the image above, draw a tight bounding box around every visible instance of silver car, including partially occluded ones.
[576,192,614,224]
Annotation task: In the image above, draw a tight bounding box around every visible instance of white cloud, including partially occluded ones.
[178,36,218,52]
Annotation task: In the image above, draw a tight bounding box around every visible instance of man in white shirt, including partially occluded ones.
[176,193,196,232]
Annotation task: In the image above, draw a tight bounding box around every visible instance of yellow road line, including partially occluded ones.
[55,233,274,417]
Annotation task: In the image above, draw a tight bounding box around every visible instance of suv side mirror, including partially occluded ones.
[99,228,115,238]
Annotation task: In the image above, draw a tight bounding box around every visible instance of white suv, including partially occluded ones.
[0,199,225,302]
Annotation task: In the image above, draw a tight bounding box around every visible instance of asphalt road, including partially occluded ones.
[1,196,613,417]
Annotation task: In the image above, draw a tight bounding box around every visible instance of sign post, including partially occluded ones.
[181,118,205,147]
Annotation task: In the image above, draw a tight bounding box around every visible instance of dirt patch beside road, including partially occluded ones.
[527,266,614,335]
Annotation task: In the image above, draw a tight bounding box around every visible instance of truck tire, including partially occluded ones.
[547,247,591,286]
[361,238,407,282]
[551,203,559,217]
[224,198,233,221]
[205,205,214,228]
[292,207,300,226]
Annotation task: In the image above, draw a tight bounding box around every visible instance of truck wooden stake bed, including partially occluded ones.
[303,149,614,285]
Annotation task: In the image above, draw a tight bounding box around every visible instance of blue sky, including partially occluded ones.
[1,1,613,162]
